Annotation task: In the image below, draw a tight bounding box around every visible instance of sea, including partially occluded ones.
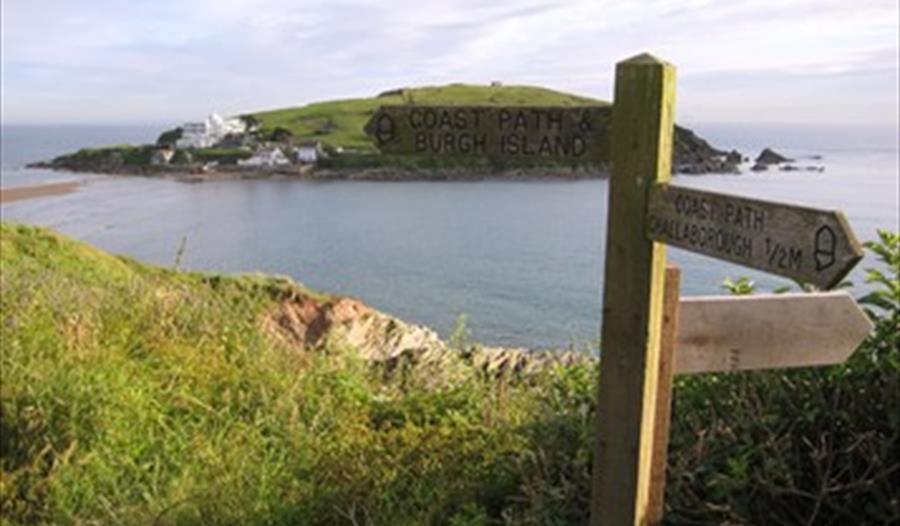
[1,123,897,348]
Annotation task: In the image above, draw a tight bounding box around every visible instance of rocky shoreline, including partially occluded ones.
[28,144,823,183]
[263,279,594,380]
[27,160,610,183]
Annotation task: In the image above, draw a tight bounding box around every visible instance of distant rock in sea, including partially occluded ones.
[755,147,793,165]
[747,149,825,174]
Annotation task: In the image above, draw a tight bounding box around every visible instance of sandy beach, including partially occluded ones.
[0,180,81,204]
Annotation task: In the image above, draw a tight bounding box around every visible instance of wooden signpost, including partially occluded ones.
[590,54,676,526]
[365,52,872,526]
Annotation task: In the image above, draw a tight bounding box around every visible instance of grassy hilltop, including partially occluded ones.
[248,84,604,152]
[245,83,733,173]
[1,223,897,524]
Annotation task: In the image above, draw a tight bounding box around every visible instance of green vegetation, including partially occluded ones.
[249,84,604,153]
[1,223,897,525]
[49,144,251,169]
[52,145,155,168]
[667,230,900,524]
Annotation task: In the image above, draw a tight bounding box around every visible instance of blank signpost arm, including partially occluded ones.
[590,54,677,526]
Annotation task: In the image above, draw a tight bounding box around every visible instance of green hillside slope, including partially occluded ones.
[249,84,605,152]
[2,223,896,524]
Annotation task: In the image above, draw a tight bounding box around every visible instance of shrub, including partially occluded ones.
[52,145,154,168]
[269,127,294,143]
[156,127,183,147]
[663,230,899,524]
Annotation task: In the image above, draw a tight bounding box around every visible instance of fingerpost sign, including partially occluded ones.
[364,53,870,526]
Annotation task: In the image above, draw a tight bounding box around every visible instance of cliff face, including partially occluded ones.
[673,126,741,174]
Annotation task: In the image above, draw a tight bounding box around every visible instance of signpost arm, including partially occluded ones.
[590,53,676,526]
[648,265,681,524]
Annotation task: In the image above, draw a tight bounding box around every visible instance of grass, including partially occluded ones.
[1,223,897,525]
[249,84,606,153]
[0,224,547,524]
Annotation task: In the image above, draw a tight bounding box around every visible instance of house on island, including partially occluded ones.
[238,147,290,167]
[294,142,327,164]
[150,147,175,165]
[176,113,247,149]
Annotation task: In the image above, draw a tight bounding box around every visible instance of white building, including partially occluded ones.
[238,147,290,168]
[295,142,326,164]
[176,113,247,149]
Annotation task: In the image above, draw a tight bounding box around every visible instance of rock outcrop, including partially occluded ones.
[263,285,593,380]
[673,126,741,174]
[749,148,826,173]
[755,147,793,165]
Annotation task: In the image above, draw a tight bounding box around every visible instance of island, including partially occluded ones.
[31,84,743,180]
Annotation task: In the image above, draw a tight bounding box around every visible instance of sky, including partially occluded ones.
[1,0,898,126]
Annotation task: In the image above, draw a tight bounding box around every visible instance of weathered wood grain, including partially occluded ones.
[364,105,611,162]
[646,184,864,289]
[647,265,681,525]
[674,291,873,374]
[590,53,676,526]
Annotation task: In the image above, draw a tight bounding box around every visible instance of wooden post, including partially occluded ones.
[590,53,676,526]
[648,265,681,524]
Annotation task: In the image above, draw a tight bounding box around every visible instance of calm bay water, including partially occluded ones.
[2,123,897,348]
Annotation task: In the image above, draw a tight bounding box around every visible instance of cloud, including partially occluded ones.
[1,0,897,124]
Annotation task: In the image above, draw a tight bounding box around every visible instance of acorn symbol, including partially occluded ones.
[814,225,836,271]
[374,114,395,146]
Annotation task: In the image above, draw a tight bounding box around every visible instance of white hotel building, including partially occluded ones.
[176,113,247,149]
